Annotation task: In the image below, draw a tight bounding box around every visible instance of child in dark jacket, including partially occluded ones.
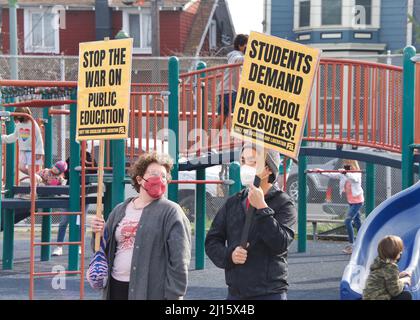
[363,235,412,300]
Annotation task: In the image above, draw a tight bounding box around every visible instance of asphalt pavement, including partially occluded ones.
[0,230,350,300]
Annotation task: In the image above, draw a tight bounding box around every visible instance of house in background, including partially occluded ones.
[263,0,420,56]
[0,0,235,56]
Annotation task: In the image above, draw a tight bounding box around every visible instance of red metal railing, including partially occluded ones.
[306,59,403,153]
[179,63,243,157]
[176,59,403,156]
[0,58,405,188]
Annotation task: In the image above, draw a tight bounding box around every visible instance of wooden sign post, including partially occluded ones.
[94,140,105,251]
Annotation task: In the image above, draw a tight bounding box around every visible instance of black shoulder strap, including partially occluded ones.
[239,176,261,248]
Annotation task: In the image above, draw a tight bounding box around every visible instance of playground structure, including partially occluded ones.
[0,46,420,299]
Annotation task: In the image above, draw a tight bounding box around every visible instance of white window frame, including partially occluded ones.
[321,0,343,27]
[209,19,217,50]
[294,0,380,31]
[351,0,380,29]
[298,0,311,28]
[24,7,60,54]
[122,9,152,54]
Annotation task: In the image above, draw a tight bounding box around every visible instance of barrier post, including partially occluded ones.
[168,57,179,202]
[103,182,113,220]
[402,46,416,190]
[111,140,125,208]
[3,101,15,270]
[229,162,241,196]
[41,106,52,261]
[298,125,308,253]
[195,61,207,270]
[69,92,81,271]
[103,141,112,218]
[365,162,376,216]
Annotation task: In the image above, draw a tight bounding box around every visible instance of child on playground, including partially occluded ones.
[52,151,96,256]
[207,34,248,152]
[363,235,412,300]
[316,159,364,254]
[36,160,68,186]
[1,107,44,175]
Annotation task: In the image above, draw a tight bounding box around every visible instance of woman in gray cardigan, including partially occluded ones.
[91,152,191,300]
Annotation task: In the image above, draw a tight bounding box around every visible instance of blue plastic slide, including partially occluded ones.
[340,181,420,300]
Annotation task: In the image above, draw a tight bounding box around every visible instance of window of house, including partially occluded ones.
[322,0,342,25]
[355,0,372,25]
[123,11,152,54]
[24,8,59,53]
[299,1,311,27]
[209,20,217,50]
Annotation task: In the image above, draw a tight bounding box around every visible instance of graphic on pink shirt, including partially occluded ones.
[117,220,139,251]
[20,128,30,142]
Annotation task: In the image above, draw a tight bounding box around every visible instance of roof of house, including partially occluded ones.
[0,0,194,9]
[183,0,218,56]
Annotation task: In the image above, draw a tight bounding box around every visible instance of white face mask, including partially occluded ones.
[240,165,257,187]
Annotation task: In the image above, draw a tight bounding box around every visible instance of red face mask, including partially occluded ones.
[142,176,166,199]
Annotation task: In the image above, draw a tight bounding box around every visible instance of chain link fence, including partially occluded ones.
[0,54,411,241]
[0,55,228,230]
[0,55,228,82]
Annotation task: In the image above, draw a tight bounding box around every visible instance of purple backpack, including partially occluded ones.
[86,229,109,290]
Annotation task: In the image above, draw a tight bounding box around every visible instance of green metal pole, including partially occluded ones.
[111,140,125,208]
[365,162,376,217]
[402,46,416,190]
[68,92,81,271]
[103,182,112,221]
[168,57,179,202]
[41,107,52,261]
[103,143,112,220]
[195,61,206,270]
[3,99,15,270]
[8,0,18,80]
[0,123,2,231]
[297,125,308,253]
[229,162,241,196]
[3,0,18,269]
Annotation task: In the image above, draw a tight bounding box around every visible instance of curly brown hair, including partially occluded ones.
[129,152,173,192]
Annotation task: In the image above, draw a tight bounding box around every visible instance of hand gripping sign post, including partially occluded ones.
[231,32,321,248]
[76,38,133,251]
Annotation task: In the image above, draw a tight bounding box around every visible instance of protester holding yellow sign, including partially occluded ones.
[206,32,320,300]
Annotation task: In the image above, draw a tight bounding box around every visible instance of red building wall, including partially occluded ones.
[1,8,25,54]
[160,11,182,56]
[59,11,95,55]
[1,8,196,56]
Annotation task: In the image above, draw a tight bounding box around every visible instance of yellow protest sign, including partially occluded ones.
[231,31,321,159]
[76,38,133,141]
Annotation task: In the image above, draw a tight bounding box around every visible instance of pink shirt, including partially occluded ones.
[345,181,364,204]
[38,168,64,185]
[111,201,143,282]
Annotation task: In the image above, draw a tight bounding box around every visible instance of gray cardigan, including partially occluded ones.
[96,197,191,300]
